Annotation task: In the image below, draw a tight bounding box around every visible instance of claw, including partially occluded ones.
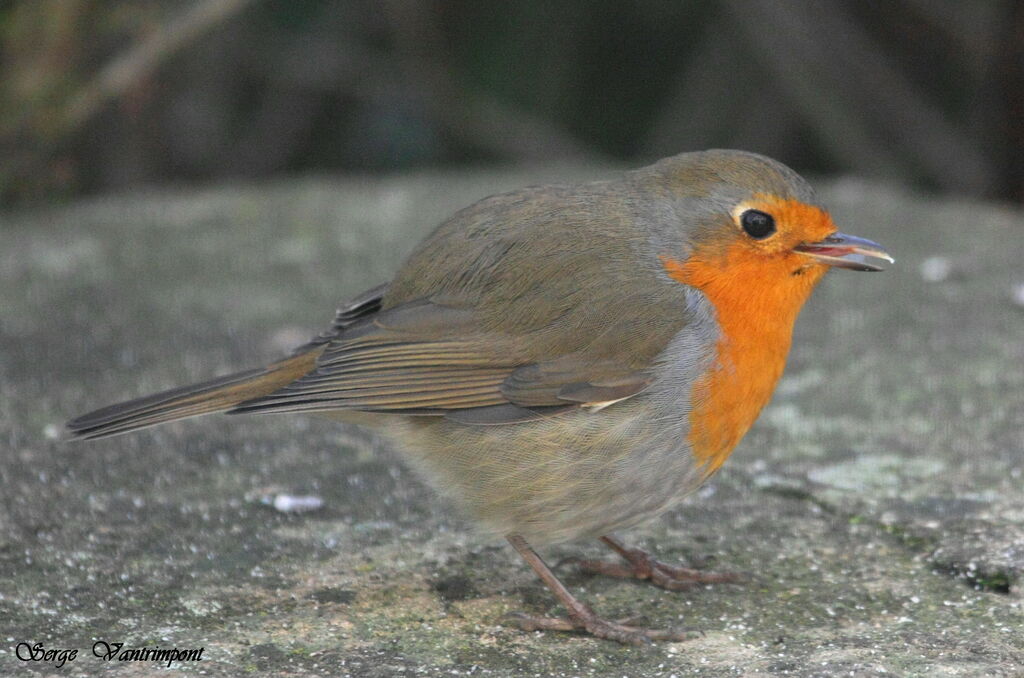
[572,537,741,591]
[505,610,696,645]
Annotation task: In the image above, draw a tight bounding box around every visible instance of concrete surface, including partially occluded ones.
[1,167,1022,677]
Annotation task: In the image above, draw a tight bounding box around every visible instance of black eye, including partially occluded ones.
[740,209,776,239]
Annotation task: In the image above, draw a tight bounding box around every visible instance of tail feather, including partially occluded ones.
[66,351,321,440]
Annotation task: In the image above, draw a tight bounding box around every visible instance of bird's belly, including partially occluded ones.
[376,400,708,544]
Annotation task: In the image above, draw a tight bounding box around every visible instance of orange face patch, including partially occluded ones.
[662,196,836,473]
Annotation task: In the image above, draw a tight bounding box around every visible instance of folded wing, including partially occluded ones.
[232,290,688,424]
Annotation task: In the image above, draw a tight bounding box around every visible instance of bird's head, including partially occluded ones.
[643,150,893,312]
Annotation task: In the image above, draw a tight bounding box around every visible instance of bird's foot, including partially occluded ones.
[505,605,697,645]
[567,537,740,591]
[504,533,705,645]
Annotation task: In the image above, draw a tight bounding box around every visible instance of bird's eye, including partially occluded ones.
[740,210,776,239]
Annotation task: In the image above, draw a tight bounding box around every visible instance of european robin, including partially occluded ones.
[68,150,893,645]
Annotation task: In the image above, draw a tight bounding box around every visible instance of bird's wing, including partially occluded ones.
[231,289,695,424]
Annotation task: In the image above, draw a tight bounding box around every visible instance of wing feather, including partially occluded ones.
[233,294,688,421]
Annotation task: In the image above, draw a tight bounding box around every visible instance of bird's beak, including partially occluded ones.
[793,232,894,272]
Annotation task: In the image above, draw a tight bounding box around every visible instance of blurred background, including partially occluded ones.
[2,0,1022,206]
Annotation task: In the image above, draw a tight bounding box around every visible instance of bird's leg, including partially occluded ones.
[567,535,740,591]
[504,534,695,645]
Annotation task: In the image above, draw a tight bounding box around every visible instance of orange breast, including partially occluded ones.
[662,243,825,473]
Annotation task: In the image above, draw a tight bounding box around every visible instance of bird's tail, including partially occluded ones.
[66,350,321,440]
